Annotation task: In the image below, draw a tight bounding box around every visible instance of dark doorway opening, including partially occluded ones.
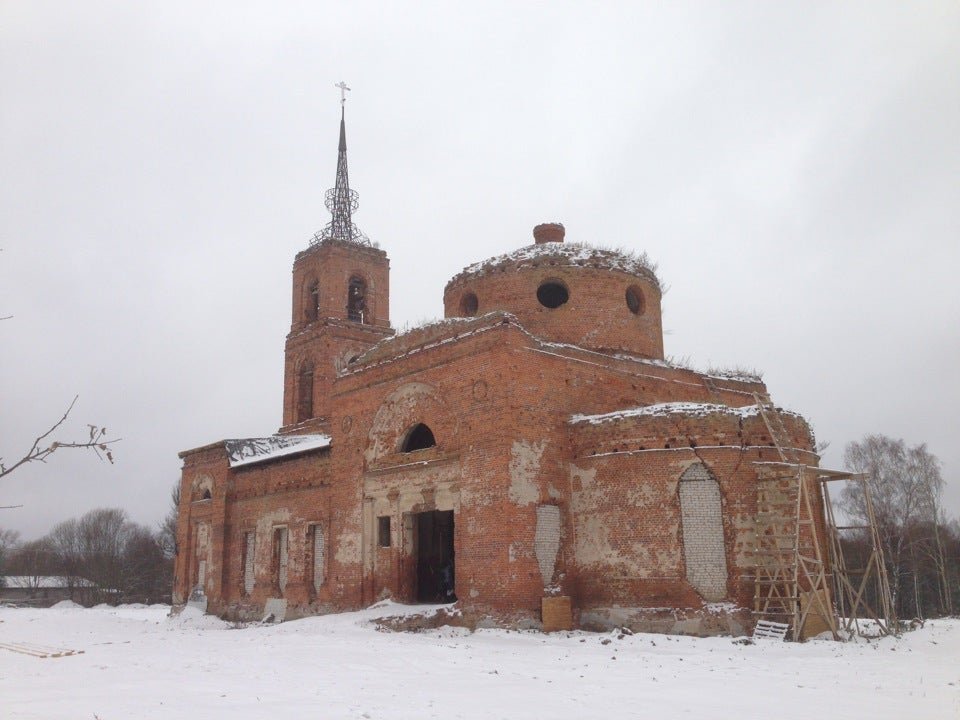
[416,510,456,603]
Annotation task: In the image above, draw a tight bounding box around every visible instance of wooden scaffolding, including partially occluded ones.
[750,394,893,640]
[820,472,895,637]
[751,394,836,640]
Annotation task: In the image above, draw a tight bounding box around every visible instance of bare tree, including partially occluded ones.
[77,507,129,599]
[47,518,84,600]
[842,435,950,619]
[0,528,21,585]
[158,482,180,560]
[0,396,117,481]
[122,524,169,604]
[4,537,57,586]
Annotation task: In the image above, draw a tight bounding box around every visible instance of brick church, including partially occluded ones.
[173,102,835,637]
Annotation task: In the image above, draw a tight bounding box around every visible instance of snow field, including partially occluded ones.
[0,602,957,719]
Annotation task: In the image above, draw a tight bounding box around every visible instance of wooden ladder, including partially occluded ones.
[751,393,836,640]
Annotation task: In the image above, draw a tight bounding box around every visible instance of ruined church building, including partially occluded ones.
[174,102,835,637]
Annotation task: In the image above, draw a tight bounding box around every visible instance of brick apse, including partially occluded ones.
[174,115,831,636]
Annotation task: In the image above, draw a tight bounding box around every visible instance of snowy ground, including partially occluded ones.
[1,602,957,720]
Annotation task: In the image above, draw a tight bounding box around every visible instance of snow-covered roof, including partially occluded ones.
[446,242,660,290]
[570,402,770,425]
[2,576,97,589]
[225,434,331,468]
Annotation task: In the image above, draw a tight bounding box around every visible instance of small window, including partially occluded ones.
[347,276,367,323]
[625,285,645,315]
[201,489,212,500]
[537,280,569,309]
[459,292,478,317]
[401,423,436,452]
[306,280,320,322]
[377,516,391,548]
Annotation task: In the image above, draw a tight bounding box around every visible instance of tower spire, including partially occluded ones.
[312,81,369,246]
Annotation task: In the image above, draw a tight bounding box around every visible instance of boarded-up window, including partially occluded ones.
[679,463,728,601]
[311,523,325,592]
[243,531,256,595]
[273,527,289,593]
[534,505,561,586]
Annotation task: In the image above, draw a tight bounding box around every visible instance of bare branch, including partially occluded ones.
[0,396,119,480]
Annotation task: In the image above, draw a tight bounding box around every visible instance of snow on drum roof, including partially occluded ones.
[446,242,661,290]
[570,402,782,425]
[225,434,331,468]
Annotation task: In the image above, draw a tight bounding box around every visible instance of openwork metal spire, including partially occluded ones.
[311,82,370,246]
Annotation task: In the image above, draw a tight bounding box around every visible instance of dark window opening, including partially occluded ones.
[306,280,320,322]
[402,423,436,452]
[201,489,211,500]
[459,292,478,317]
[416,510,456,603]
[377,516,391,547]
[537,281,569,309]
[347,276,367,323]
[297,361,314,422]
[626,285,645,315]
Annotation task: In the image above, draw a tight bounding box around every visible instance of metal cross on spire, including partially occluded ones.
[335,81,351,107]
[311,81,369,247]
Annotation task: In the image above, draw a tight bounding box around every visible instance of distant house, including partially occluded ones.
[0,576,102,607]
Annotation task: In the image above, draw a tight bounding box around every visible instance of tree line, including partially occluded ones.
[0,487,178,606]
[839,435,958,621]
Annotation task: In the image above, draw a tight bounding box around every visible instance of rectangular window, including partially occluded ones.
[273,527,289,593]
[243,531,256,595]
[377,516,391,548]
[310,523,325,592]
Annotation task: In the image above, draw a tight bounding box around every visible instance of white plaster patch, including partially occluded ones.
[571,514,616,567]
[508,541,528,563]
[508,440,546,506]
[335,530,362,565]
[255,509,293,576]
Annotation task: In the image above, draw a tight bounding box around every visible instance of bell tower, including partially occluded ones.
[280,86,392,434]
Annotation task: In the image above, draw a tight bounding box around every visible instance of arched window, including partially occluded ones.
[401,423,436,452]
[297,361,314,422]
[678,463,728,601]
[192,476,213,502]
[305,280,320,322]
[347,276,367,323]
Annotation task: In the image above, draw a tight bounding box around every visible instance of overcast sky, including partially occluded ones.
[2,1,958,540]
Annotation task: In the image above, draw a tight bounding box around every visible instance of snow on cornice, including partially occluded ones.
[570,402,775,425]
[346,312,519,371]
[225,434,331,468]
[446,242,661,290]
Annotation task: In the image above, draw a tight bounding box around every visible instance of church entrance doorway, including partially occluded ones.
[415,510,455,603]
